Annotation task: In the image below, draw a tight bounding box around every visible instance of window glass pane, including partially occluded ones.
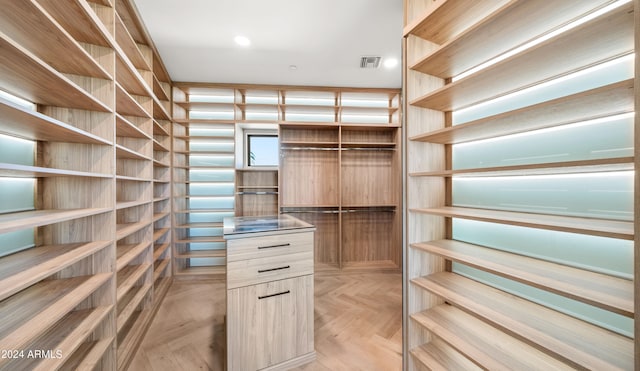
[248,135,278,166]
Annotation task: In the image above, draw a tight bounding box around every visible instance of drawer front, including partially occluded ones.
[227,250,313,289]
[226,231,313,262]
[227,275,314,371]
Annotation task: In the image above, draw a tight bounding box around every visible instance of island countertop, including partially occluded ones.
[223,214,315,238]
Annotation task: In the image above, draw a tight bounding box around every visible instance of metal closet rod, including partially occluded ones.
[236,191,279,195]
[281,208,396,214]
[282,147,395,151]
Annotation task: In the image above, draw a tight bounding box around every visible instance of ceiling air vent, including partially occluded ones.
[360,56,381,68]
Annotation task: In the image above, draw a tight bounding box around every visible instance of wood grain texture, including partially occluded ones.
[410,338,482,371]
[130,272,402,371]
[411,3,635,111]
[410,79,634,144]
[404,0,510,42]
[412,239,633,316]
[0,0,111,79]
[411,305,574,370]
[226,231,313,262]
[413,272,633,370]
[0,32,110,112]
[411,0,615,78]
[227,275,315,370]
[413,206,634,240]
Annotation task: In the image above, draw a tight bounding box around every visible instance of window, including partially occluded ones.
[245,132,278,167]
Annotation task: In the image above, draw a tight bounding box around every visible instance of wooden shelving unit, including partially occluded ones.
[278,90,402,271]
[171,87,235,278]
[403,0,637,369]
[0,0,174,369]
[235,168,279,217]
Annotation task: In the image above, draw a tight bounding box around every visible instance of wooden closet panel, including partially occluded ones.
[342,211,400,266]
[280,151,339,207]
[341,151,397,206]
[286,212,339,267]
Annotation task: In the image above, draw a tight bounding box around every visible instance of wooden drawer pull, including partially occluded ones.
[258,265,291,273]
[258,243,291,250]
[258,290,291,300]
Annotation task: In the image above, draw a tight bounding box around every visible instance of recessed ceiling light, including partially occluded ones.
[234,36,251,46]
[383,58,398,69]
[289,65,297,71]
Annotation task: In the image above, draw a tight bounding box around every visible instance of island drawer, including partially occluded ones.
[226,231,313,262]
[226,250,313,289]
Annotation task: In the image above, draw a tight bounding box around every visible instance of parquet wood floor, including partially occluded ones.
[129,271,402,371]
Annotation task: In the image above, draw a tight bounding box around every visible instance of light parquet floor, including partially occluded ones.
[129,271,402,371]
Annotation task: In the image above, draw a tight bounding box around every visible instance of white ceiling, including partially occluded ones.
[133,0,403,88]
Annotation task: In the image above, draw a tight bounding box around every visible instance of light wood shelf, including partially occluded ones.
[153,196,171,204]
[153,212,170,222]
[116,174,153,182]
[117,242,152,271]
[410,0,616,79]
[410,157,634,178]
[0,163,111,179]
[153,76,170,102]
[403,0,637,368]
[0,208,111,235]
[0,0,111,80]
[412,206,634,240]
[411,304,575,370]
[412,240,633,316]
[175,236,226,244]
[116,82,150,118]
[116,199,151,210]
[116,264,152,303]
[0,97,112,145]
[153,120,171,136]
[36,0,112,48]
[2,305,112,371]
[403,0,510,43]
[115,144,152,161]
[153,259,171,280]
[153,159,171,168]
[116,309,153,370]
[115,14,150,71]
[153,228,170,241]
[61,337,114,371]
[0,32,111,112]
[153,243,171,260]
[0,241,111,302]
[116,113,152,139]
[117,283,152,334]
[0,273,111,359]
[412,272,633,369]
[116,221,151,241]
[175,250,226,259]
[409,79,634,144]
[175,266,225,276]
[153,99,171,120]
[410,3,634,111]
[174,222,224,228]
[410,339,482,371]
[153,139,170,152]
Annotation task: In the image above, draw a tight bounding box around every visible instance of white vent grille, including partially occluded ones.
[360,56,381,68]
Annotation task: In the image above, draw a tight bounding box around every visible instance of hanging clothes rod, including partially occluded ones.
[236,191,278,195]
[282,147,340,151]
[340,147,395,151]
